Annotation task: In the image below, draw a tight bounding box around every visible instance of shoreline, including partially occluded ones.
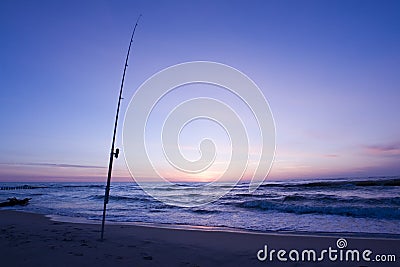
[1,210,399,266]
[0,208,396,239]
[47,213,400,240]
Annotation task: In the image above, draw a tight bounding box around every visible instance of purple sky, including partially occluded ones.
[0,0,399,182]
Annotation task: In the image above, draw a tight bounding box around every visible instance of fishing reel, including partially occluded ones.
[113,148,120,159]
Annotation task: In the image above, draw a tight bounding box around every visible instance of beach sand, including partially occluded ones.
[0,210,398,267]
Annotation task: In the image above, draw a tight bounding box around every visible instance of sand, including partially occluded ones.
[0,210,398,267]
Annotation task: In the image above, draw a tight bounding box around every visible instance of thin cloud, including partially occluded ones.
[0,162,106,169]
[364,142,400,157]
[324,154,338,158]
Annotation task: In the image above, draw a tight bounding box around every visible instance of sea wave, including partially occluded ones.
[238,199,400,219]
[260,177,400,188]
[190,208,221,214]
[91,194,151,202]
[281,194,400,205]
[61,184,105,189]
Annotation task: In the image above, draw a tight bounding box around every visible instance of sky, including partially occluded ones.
[0,0,399,182]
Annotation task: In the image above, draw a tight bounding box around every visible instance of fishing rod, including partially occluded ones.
[101,14,142,240]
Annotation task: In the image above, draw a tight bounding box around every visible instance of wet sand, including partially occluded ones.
[0,210,398,266]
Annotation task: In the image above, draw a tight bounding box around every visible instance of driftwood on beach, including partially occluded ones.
[0,197,31,207]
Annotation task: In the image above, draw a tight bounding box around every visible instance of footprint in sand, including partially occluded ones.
[143,255,153,260]
[68,252,83,256]
[140,252,153,260]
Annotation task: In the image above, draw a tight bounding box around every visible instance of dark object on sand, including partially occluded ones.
[0,197,31,207]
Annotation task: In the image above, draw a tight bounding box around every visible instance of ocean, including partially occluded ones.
[1,176,399,236]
